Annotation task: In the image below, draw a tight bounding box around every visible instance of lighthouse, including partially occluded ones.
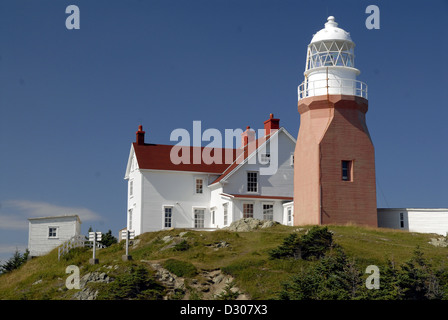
[293,16,377,227]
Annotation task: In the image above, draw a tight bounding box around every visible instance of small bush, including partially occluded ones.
[173,240,190,251]
[214,281,240,300]
[0,249,29,274]
[163,259,197,278]
[269,226,334,261]
[97,265,165,300]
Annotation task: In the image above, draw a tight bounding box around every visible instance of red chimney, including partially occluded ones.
[241,126,255,148]
[264,113,280,136]
[136,125,145,145]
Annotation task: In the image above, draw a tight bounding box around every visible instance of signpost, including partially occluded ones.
[89,231,102,264]
[121,229,135,261]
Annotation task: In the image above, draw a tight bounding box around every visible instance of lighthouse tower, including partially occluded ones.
[293,16,377,227]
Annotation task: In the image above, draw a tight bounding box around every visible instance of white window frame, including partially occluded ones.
[129,180,134,197]
[163,206,173,228]
[262,203,274,221]
[290,153,294,166]
[223,203,229,226]
[193,207,206,229]
[260,153,270,165]
[211,207,216,225]
[194,177,204,194]
[287,207,292,225]
[48,226,58,239]
[243,202,254,219]
[247,171,258,193]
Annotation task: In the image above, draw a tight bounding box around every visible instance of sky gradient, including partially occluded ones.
[0,0,447,263]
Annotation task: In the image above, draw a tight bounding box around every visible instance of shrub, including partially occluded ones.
[173,240,190,251]
[0,249,29,274]
[279,247,365,300]
[268,233,301,260]
[269,226,334,261]
[279,246,448,300]
[214,281,240,300]
[97,265,165,300]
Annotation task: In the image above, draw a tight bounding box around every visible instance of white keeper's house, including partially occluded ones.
[124,114,296,235]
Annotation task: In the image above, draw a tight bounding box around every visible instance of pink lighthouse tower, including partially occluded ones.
[293,16,377,227]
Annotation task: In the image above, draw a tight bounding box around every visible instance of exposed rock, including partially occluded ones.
[142,260,248,300]
[160,237,186,251]
[73,287,98,300]
[205,240,229,251]
[224,218,279,232]
[72,271,113,300]
[32,279,43,286]
[429,237,448,247]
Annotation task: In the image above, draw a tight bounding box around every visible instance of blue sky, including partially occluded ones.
[0,0,447,263]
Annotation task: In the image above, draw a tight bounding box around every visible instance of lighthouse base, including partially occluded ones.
[293,94,377,227]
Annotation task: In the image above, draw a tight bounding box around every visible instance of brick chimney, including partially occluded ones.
[264,113,280,136]
[241,126,255,148]
[136,125,145,145]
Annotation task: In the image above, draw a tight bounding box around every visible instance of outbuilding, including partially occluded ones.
[28,215,81,257]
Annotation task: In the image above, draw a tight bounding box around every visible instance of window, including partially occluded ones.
[287,208,292,225]
[342,160,353,181]
[129,180,134,197]
[263,204,274,221]
[194,209,205,228]
[164,207,172,228]
[48,227,58,238]
[211,209,215,225]
[243,203,254,218]
[223,204,228,226]
[399,212,404,229]
[247,172,258,192]
[195,178,203,194]
[260,153,270,164]
[290,154,294,166]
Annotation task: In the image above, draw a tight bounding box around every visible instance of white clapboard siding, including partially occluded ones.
[378,208,448,236]
[28,215,81,257]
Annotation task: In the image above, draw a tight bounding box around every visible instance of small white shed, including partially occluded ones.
[28,215,82,257]
[377,208,448,236]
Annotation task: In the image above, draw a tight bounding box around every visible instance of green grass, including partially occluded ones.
[0,224,447,300]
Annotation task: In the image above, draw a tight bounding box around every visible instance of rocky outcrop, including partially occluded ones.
[429,236,448,247]
[72,270,113,300]
[143,260,249,300]
[223,218,279,232]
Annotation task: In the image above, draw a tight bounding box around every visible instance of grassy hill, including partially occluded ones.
[1,222,447,300]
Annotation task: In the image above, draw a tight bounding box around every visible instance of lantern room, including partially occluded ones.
[298,16,367,99]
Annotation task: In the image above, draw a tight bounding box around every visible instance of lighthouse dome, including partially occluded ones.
[299,16,368,100]
[310,16,353,44]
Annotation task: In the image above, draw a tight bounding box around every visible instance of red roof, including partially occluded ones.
[133,143,236,174]
[132,130,276,183]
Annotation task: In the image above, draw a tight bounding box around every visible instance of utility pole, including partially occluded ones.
[89,231,101,264]
[121,229,135,261]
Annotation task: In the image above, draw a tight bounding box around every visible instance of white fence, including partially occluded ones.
[58,234,106,261]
